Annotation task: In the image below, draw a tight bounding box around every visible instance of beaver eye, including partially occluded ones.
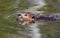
[17,14,21,16]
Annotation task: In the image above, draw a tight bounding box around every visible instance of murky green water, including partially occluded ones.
[0,0,60,38]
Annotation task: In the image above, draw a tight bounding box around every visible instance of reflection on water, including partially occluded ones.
[28,0,46,6]
[28,23,41,38]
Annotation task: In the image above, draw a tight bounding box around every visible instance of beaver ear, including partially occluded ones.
[32,16,35,19]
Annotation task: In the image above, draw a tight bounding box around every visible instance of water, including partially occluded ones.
[28,0,46,6]
[13,0,20,9]
[29,23,41,38]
